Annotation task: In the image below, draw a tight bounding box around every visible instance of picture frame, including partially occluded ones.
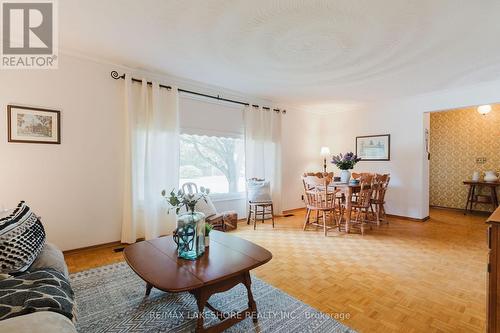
[7,105,61,144]
[356,134,390,161]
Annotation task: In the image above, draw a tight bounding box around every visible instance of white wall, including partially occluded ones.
[281,110,324,211]
[0,55,124,251]
[322,80,500,219]
[0,53,320,250]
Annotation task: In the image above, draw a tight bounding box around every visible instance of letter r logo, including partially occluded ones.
[2,2,53,54]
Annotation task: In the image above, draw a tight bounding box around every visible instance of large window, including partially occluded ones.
[179,134,245,197]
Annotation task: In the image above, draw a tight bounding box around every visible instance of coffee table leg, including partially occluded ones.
[190,273,258,332]
[145,283,153,296]
[243,272,257,323]
[194,290,209,332]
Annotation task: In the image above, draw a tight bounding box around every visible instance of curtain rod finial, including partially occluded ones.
[110,71,124,80]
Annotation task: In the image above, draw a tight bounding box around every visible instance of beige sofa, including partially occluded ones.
[0,243,77,333]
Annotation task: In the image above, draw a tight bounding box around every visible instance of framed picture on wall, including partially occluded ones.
[356,134,390,161]
[7,105,61,144]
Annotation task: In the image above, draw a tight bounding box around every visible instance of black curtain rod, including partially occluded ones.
[110,71,286,113]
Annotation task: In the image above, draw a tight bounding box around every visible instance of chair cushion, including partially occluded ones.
[0,201,46,274]
[247,180,272,203]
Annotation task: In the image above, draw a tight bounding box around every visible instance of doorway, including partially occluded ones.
[427,104,499,215]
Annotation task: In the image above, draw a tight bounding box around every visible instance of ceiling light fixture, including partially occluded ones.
[477,104,492,115]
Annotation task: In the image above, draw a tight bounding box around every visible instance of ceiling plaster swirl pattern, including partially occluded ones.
[210,0,434,86]
[59,0,500,112]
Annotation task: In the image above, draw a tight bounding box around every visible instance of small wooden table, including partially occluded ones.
[463,180,500,214]
[124,231,272,333]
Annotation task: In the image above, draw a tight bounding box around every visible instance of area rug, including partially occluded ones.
[71,262,356,333]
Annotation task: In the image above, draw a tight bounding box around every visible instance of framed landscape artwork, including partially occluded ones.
[7,105,61,144]
[356,134,390,161]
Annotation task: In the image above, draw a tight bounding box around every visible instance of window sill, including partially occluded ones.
[210,193,246,202]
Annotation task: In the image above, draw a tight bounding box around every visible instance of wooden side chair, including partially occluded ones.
[180,182,235,231]
[352,172,375,179]
[304,172,334,178]
[370,174,390,225]
[302,174,341,236]
[341,174,375,235]
[246,178,275,230]
[182,182,199,195]
[350,172,363,202]
[302,173,322,225]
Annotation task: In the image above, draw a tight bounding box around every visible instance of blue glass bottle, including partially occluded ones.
[174,212,205,260]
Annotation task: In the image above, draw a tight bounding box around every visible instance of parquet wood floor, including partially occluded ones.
[64,208,489,333]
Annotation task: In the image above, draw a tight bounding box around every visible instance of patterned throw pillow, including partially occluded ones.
[194,194,217,218]
[0,268,74,321]
[0,201,46,274]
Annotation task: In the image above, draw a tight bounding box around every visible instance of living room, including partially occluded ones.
[1,1,499,333]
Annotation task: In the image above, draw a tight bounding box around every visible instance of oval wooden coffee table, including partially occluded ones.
[124,230,272,333]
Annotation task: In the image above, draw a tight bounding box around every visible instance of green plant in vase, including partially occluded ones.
[204,223,213,247]
[161,187,210,260]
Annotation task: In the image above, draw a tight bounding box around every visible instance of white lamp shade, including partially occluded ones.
[477,105,492,115]
[320,146,331,157]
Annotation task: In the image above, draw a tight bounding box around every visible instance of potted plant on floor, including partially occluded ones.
[331,152,361,183]
[161,187,210,260]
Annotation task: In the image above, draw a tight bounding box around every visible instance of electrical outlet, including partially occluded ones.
[476,157,487,164]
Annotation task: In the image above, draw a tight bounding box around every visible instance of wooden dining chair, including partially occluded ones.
[341,174,375,235]
[246,178,275,230]
[350,172,364,202]
[302,175,341,236]
[304,172,334,178]
[302,173,323,226]
[370,174,390,225]
[352,172,375,179]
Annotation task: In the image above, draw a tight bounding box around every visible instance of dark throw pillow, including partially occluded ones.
[0,201,46,274]
[0,268,74,321]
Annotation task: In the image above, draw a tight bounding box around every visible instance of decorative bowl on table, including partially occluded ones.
[484,171,498,182]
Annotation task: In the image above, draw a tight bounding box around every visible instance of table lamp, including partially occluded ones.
[320,147,330,173]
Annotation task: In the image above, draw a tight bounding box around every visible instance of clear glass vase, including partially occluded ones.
[173,211,205,260]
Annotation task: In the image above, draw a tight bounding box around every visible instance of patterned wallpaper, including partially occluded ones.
[430,105,500,211]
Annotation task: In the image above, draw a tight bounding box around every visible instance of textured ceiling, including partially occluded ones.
[60,0,500,112]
